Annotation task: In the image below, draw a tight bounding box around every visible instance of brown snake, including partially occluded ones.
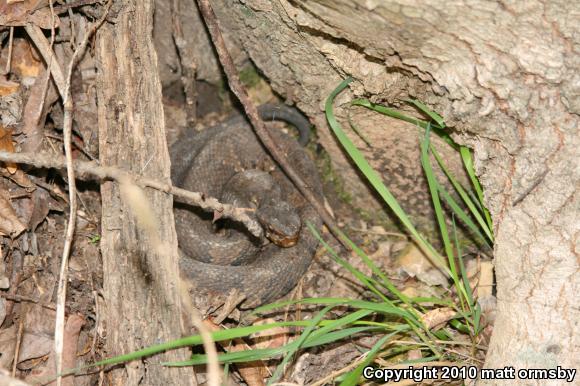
[171,105,323,308]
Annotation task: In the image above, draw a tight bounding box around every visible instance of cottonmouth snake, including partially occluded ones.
[171,105,323,308]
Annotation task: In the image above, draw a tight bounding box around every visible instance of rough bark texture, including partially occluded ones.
[199,0,578,382]
[96,1,195,384]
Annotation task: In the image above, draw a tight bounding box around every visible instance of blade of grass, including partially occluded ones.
[460,147,493,230]
[334,227,414,307]
[339,332,397,386]
[326,79,450,277]
[420,126,470,306]
[256,296,418,321]
[352,99,432,129]
[267,305,334,385]
[437,183,491,248]
[308,222,393,304]
[168,326,383,366]
[80,319,325,371]
[348,113,372,147]
[351,99,457,149]
[432,146,493,243]
[453,218,481,336]
[405,99,446,128]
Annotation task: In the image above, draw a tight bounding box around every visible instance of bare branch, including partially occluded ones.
[0,151,263,238]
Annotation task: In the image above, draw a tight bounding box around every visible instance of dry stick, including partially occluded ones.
[23,24,66,96]
[2,27,14,75]
[170,0,197,126]
[0,151,263,238]
[29,4,112,384]
[12,318,24,377]
[0,292,57,310]
[195,0,346,247]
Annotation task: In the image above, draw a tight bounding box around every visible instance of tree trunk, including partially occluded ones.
[96,1,195,384]
[198,0,579,382]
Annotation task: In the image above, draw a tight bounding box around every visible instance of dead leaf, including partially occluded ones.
[0,189,26,237]
[24,312,84,386]
[13,304,54,368]
[9,37,43,79]
[0,324,18,369]
[407,349,423,361]
[251,318,291,350]
[0,1,60,29]
[2,169,35,190]
[18,329,53,364]
[0,125,17,173]
[472,260,494,298]
[396,244,448,287]
[27,188,50,230]
[19,65,56,153]
[61,314,85,381]
[420,307,456,331]
[0,76,20,97]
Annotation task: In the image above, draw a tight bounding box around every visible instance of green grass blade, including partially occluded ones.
[267,305,334,385]
[259,296,420,321]
[352,99,432,129]
[452,218,482,336]
[432,146,493,243]
[311,309,374,337]
[334,227,413,306]
[420,127,470,306]
[405,99,446,128]
[168,326,383,366]
[420,126,453,262]
[339,333,396,386]
[307,223,396,304]
[460,147,493,231]
[351,99,457,149]
[308,223,392,304]
[348,113,372,147]
[326,79,450,277]
[223,363,230,385]
[82,320,321,370]
[437,183,491,248]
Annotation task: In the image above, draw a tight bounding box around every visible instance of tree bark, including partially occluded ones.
[96,1,195,384]
[200,0,579,382]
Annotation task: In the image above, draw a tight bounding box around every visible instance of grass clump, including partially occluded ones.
[77,78,493,385]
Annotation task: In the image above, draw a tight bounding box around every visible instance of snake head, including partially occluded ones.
[257,200,302,248]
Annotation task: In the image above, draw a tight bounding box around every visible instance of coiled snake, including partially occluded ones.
[171,105,323,308]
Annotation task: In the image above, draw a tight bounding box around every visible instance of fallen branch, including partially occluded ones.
[0,151,263,238]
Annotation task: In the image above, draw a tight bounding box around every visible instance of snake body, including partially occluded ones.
[171,105,322,307]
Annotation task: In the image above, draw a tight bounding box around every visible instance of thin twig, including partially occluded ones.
[195,0,347,247]
[12,318,24,377]
[0,150,263,238]
[52,4,111,385]
[2,27,14,75]
[170,0,197,126]
[0,292,57,310]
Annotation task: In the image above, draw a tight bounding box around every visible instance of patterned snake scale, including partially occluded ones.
[170,105,323,308]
